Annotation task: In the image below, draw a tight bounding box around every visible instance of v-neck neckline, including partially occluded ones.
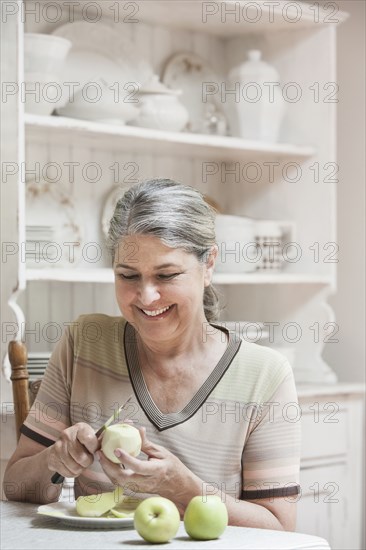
[123,322,242,431]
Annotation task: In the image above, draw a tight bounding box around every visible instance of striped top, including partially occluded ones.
[22,314,301,500]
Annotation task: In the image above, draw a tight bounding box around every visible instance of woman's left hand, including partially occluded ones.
[97,427,201,512]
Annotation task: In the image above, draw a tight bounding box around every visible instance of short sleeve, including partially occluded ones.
[241,366,301,500]
[20,325,74,447]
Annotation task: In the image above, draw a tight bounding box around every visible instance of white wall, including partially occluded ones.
[320,3,365,548]
[320,0,365,384]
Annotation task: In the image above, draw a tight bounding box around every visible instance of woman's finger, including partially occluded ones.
[139,427,166,458]
[113,448,159,474]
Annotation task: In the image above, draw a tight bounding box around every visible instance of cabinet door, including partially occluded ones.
[297,463,348,549]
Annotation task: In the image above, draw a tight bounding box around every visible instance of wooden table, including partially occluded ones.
[1,500,331,549]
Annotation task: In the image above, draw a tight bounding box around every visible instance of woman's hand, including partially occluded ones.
[47,422,100,478]
[97,427,201,512]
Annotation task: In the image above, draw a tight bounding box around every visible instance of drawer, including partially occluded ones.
[300,408,348,460]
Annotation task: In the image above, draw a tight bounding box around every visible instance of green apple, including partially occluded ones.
[76,487,124,517]
[184,495,228,540]
[134,497,180,543]
[101,423,142,464]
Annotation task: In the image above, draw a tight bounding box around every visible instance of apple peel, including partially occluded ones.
[109,509,135,518]
[75,487,124,518]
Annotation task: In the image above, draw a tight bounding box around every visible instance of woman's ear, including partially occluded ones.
[203,244,218,287]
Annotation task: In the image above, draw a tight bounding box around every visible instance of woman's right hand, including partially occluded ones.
[47,422,100,478]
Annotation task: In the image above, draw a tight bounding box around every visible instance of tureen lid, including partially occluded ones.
[139,74,182,95]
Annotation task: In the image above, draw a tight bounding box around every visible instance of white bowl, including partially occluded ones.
[25,33,71,74]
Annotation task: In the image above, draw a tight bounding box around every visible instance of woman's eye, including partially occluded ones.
[118,273,138,280]
[158,273,180,280]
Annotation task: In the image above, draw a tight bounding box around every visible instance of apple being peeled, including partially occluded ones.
[134,497,180,543]
[101,423,142,463]
[184,495,228,540]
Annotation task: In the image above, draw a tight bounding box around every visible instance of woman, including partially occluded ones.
[4,179,301,530]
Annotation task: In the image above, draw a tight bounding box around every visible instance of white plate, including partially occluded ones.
[52,21,153,88]
[26,181,83,268]
[101,185,131,240]
[162,52,223,134]
[37,501,134,529]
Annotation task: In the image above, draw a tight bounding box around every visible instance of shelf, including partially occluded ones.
[25,114,316,162]
[213,272,331,285]
[26,268,115,284]
[137,1,348,37]
[26,268,331,286]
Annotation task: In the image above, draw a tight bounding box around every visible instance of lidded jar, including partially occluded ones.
[227,50,286,142]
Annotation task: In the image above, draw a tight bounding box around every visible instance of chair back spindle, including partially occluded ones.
[9,341,29,440]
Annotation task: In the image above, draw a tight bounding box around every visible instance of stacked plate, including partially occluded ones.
[25,225,55,267]
[27,352,51,380]
[26,181,84,268]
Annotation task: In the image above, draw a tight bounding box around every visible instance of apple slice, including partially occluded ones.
[75,487,123,517]
[101,423,142,464]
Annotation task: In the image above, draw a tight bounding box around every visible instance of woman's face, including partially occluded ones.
[113,234,215,344]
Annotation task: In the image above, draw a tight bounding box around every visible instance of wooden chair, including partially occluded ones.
[8,340,42,441]
[8,340,75,498]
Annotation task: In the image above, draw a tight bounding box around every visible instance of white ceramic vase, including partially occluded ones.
[227,50,286,142]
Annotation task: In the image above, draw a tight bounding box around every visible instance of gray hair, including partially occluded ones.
[106,178,221,322]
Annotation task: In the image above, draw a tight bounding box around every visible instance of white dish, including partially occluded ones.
[162,52,223,134]
[26,181,83,268]
[37,501,134,529]
[101,185,131,240]
[52,21,153,89]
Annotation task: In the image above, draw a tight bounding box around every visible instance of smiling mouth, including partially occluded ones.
[139,305,174,317]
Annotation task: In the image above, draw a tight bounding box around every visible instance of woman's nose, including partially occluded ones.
[138,282,160,305]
